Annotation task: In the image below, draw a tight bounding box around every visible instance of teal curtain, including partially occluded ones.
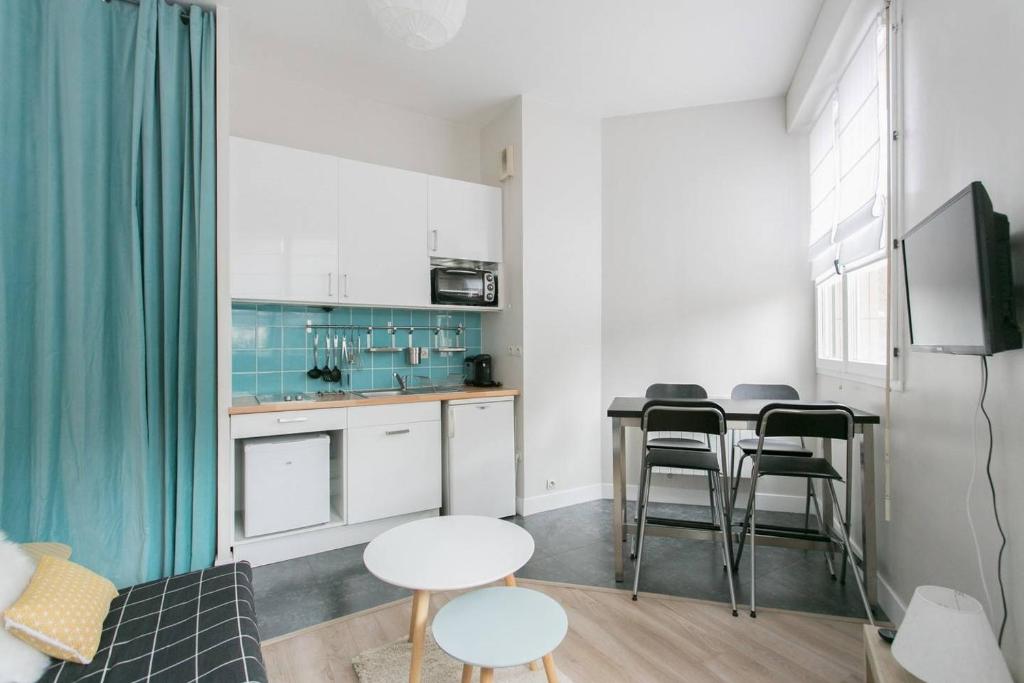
[0,0,217,587]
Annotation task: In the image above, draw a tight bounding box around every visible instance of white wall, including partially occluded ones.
[871,0,1024,674]
[517,96,604,511]
[480,99,526,498]
[230,66,482,182]
[601,97,814,506]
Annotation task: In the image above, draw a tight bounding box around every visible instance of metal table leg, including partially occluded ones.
[861,424,878,605]
[612,417,625,582]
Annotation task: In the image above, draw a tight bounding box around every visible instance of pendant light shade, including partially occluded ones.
[367,0,467,50]
[891,586,1012,683]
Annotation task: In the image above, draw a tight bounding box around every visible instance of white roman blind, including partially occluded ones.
[809,100,837,250]
[810,16,887,279]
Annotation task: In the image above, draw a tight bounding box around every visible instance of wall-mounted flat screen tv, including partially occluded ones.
[902,181,1021,356]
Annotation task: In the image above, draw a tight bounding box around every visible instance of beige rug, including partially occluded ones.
[352,632,573,683]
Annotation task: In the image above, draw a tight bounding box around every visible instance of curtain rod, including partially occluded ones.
[102,0,191,24]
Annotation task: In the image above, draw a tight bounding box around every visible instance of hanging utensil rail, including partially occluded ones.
[303,321,468,353]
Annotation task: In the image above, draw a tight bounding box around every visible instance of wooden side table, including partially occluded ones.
[363,516,535,683]
[863,625,922,683]
[432,587,568,683]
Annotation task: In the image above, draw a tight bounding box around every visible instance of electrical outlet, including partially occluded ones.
[506,344,523,356]
[546,479,557,490]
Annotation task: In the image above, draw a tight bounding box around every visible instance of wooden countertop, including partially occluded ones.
[229,387,520,415]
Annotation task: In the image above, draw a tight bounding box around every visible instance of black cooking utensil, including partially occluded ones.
[321,333,333,381]
[307,332,322,379]
[330,334,342,382]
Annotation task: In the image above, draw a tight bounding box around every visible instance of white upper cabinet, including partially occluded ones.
[229,137,503,307]
[338,159,430,307]
[230,138,339,303]
[428,176,502,263]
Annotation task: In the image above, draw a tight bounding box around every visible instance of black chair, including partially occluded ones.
[631,384,714,557]
[644,383,710,450]
[729,384,816,528]
[632,400,737,616]
[733,403,874,624]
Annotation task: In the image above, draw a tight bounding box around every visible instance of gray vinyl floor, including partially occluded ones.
[252,499,883,640]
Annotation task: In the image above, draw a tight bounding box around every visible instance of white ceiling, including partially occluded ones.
[220,0,824,124]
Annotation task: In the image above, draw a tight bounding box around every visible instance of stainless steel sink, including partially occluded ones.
[352,389,407,397]
[351,386,469,398]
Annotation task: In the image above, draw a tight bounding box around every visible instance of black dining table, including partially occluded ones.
[607,397,882,606]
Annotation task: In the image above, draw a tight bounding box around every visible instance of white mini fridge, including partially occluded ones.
[244,433,330,537]
[443,396,516,518]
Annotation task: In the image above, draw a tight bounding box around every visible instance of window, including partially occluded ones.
[808,16,890,383]
[816,276,844,361]
[847,259,888,364]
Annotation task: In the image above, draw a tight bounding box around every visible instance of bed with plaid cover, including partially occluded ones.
[40,562,267,683]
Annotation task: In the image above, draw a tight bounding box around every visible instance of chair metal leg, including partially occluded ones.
[827,480,875,626]
[632,466,654,601]
[707,474,717,527]
[808,479,836,579]
[712,472,738,616]
[804,479,812,529]
[749,483,757,618]
[630,455,649,560]
[731,453,749,514]
[839,480,850,585]
[732,465,760,569]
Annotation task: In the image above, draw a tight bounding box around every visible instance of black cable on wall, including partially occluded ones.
[980,356,1008,646]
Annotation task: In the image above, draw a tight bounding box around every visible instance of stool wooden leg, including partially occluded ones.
[503,575,540,671]
[409,590,430,683]
[461,663,474,683]
[480,668,494,683]
[542,654,559,683]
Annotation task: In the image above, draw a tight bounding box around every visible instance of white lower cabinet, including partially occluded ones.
[345,403,442,524]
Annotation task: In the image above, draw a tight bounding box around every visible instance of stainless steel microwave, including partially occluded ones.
[430,267,498,307]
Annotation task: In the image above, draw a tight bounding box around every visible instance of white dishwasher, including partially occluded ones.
[442,396,516,518]
[244,433,330,537]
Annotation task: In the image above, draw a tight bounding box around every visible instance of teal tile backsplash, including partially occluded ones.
[231,303,483,397]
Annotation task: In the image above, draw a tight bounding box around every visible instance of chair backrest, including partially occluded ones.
[756,403,854,441]
[645,383,708,400]
[730,383,800,400]
[642,400,727,437]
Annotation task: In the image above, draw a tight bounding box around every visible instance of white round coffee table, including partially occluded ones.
[363,516,535,683]
[433,587,568,683]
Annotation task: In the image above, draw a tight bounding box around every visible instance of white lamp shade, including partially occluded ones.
[367,0,467,50]
[892,586,1012,683]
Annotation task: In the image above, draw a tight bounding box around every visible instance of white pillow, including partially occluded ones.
[0,531,51,683]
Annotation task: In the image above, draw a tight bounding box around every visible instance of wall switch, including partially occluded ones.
[546,479,557,490]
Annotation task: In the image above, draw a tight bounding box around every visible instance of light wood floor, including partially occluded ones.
[262,580,866,682]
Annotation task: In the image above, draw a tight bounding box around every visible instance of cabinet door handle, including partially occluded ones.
[431,229,439,251]
[327,273,334,297]
[385,428,410,436]
[477,405,488,410]
[343,273,349,297]
[448,412,455,439]
[277,417,309,424]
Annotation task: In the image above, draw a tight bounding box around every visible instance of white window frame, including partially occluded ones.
[815,252,889,386]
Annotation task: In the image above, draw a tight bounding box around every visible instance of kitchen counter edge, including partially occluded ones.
[228,387,521,415]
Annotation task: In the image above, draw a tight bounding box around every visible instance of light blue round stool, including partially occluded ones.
[432,586,568,683]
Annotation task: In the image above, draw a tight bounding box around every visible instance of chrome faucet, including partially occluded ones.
[394,373,408,391]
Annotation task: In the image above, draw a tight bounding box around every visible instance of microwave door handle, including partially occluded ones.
[441,269,481,275]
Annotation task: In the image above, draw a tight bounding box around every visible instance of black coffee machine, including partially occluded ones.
[464,354,501,387]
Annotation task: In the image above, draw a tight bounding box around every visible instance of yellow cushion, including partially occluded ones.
[21,542,72,563]
[3,556,118,664]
